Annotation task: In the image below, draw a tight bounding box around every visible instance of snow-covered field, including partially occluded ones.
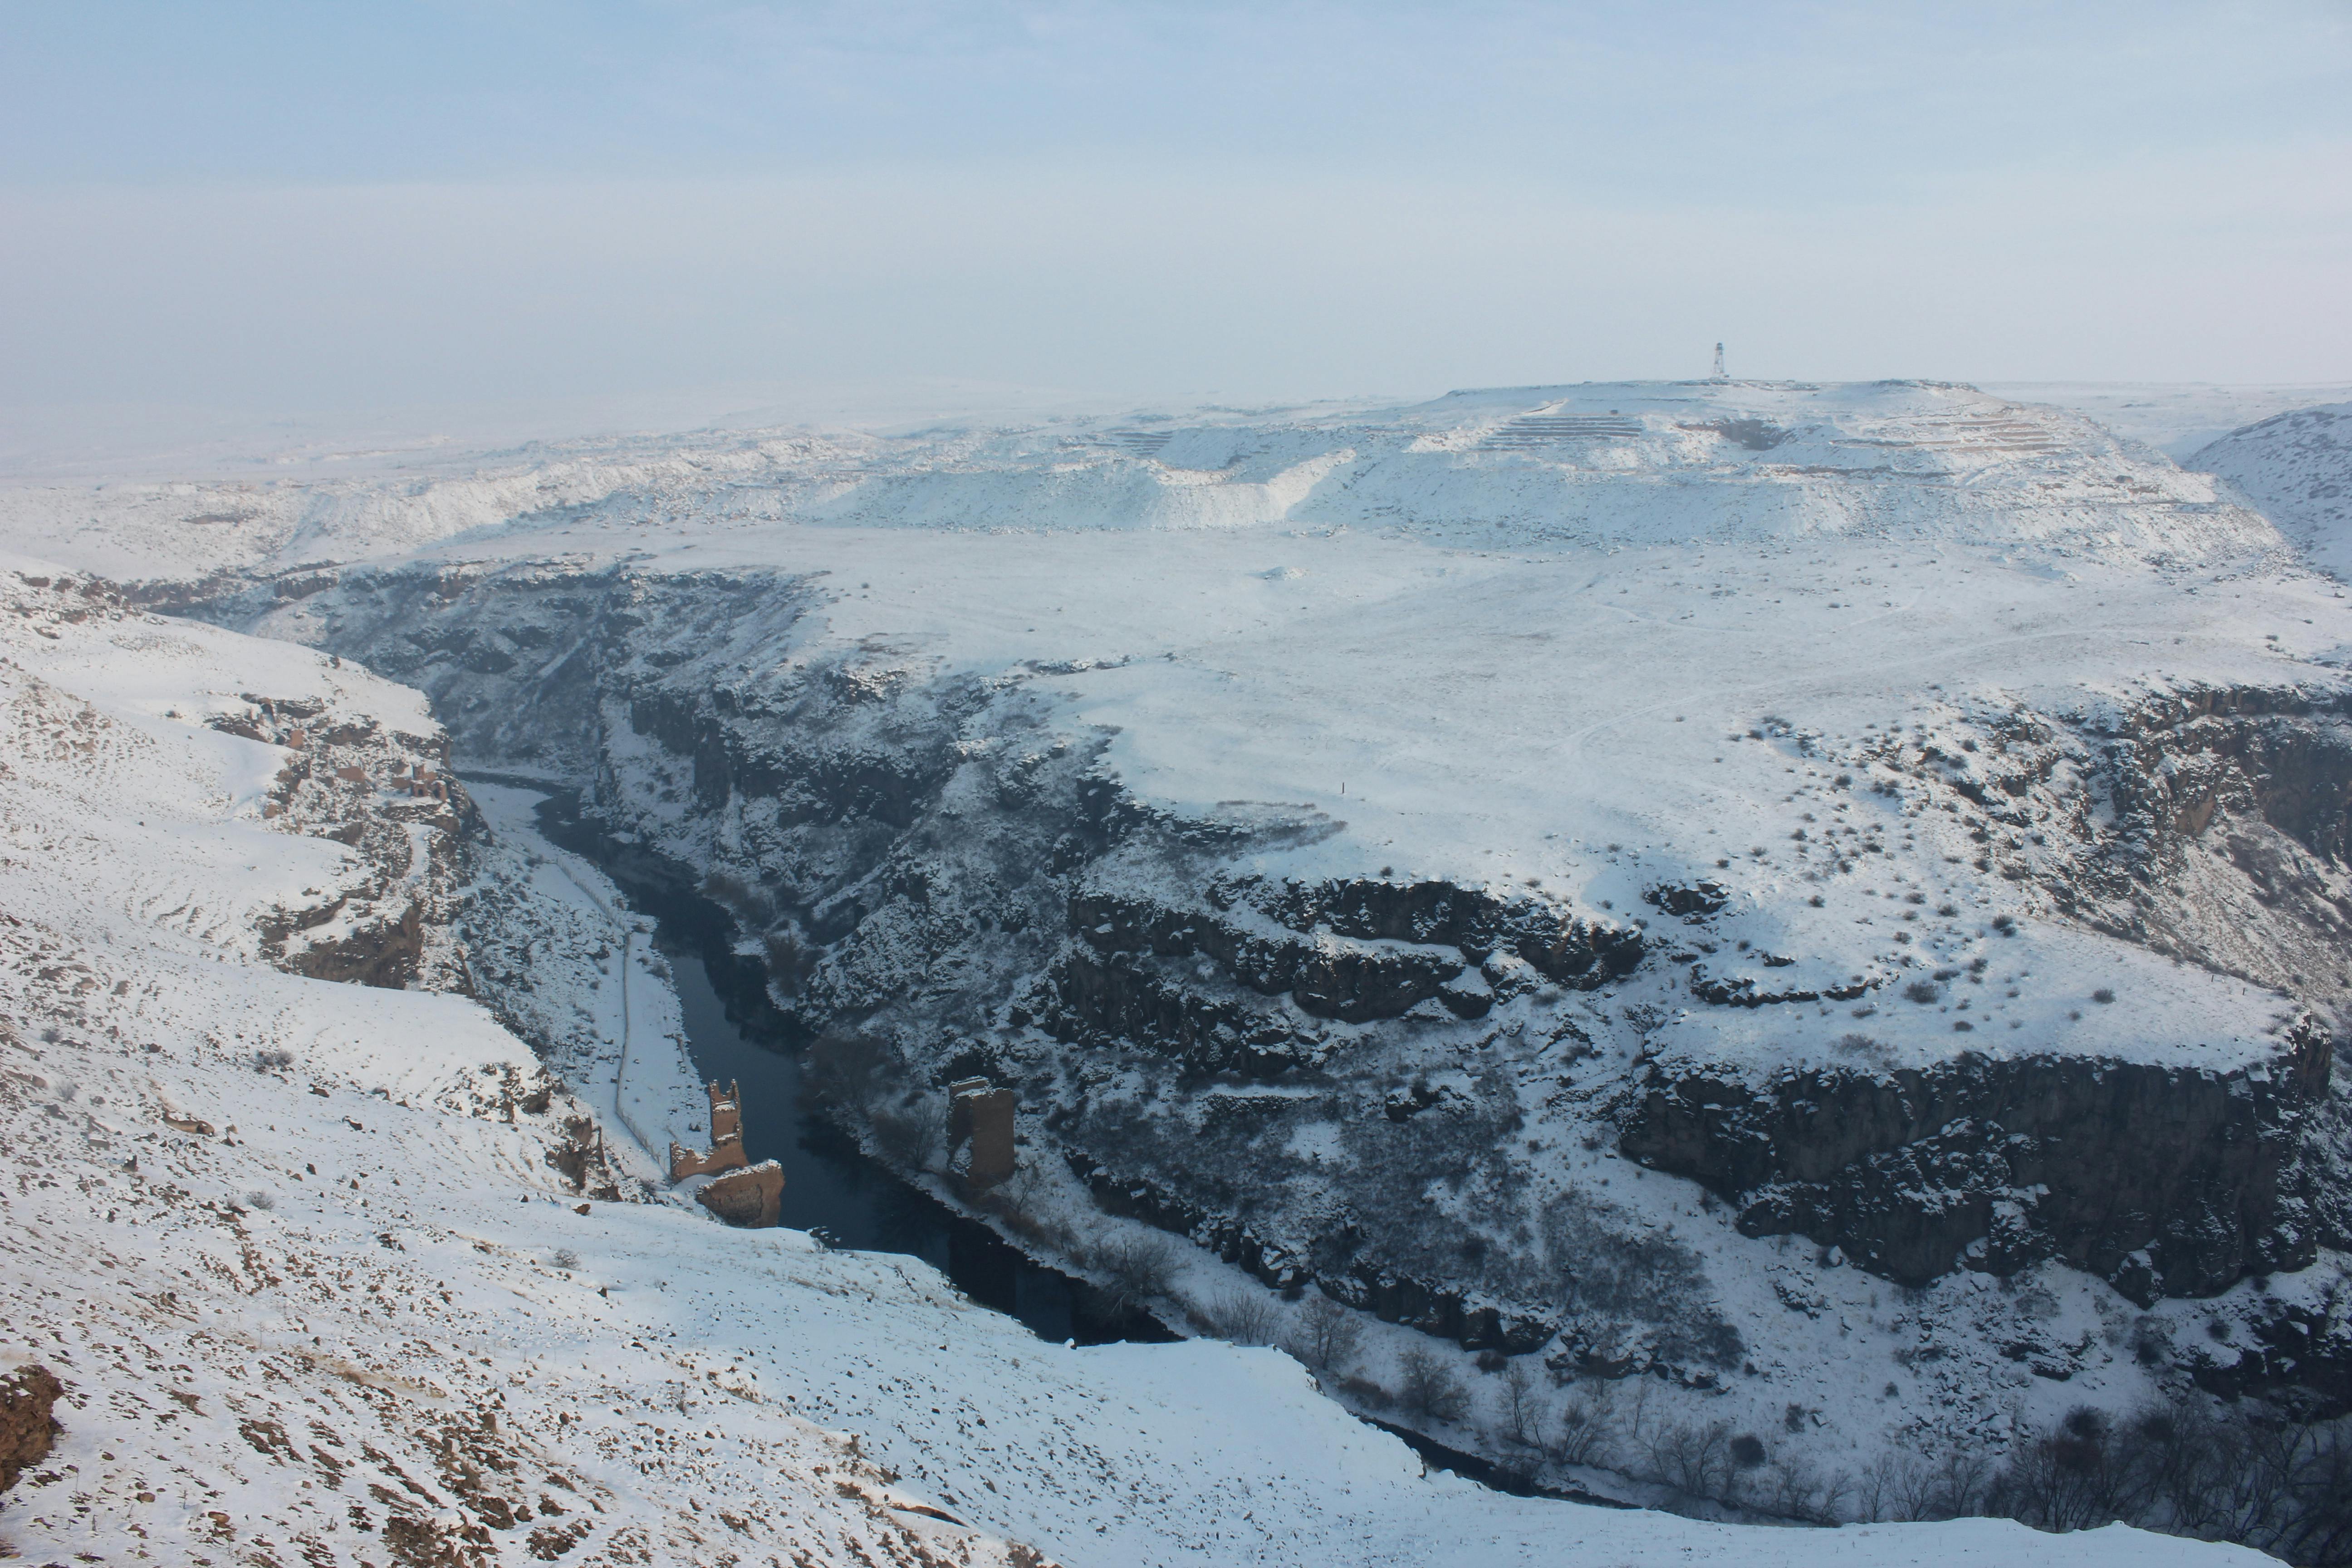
[5,377,2349,1564]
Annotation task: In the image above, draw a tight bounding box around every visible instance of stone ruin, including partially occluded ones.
[669,1080,784,1228]
[947,1077,1017,1188]
[669,1080,749,1181]
[697,1161,784,1228]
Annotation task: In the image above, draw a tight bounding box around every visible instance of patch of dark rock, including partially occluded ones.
[0,1364,63,1492]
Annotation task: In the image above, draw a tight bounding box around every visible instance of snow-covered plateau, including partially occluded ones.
[5,377,2351,1565]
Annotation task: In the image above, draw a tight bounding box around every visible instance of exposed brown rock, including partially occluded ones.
[696,1160,784,1227]
[0,1363,63,1491]
[277,900,425,989]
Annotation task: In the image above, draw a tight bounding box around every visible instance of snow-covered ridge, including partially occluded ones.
[0,381,2294,588]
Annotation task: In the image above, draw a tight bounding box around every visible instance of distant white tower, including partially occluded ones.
[1712,342,1727,381]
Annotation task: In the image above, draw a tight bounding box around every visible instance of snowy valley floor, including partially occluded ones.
[0,561,2271,1566]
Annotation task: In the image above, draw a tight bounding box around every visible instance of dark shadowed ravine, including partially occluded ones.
[522,784,1173,1348]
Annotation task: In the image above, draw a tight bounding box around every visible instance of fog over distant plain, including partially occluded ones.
[3,1,2347,461]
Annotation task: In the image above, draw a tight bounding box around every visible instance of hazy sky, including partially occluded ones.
[4,1,2349,437]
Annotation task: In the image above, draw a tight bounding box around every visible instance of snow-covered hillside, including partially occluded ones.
[0,556,2263,1565]
[5,378,2351,1563]
[2191,404,2352,582]
[1986,384,2352,463]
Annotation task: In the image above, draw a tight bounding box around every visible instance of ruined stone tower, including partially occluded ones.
[669,1080,749,1182]
[947,1078,1016,1188]
[668,1079,784,1227]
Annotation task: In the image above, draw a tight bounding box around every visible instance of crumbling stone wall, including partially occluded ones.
[697,1161,784,1227]
[669,1080,749,1182]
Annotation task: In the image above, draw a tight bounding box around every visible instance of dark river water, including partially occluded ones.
[525,787,1169,1347]
[655,932,1165,1343]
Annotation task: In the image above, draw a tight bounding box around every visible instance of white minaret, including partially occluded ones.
[1712,342,1727,381]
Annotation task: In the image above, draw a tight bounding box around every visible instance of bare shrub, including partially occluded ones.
[1291,1293,1362,1371]
[1498,1358,1541,1447]
[243,1189,275,1211]
[1854,1451,1910,1522]
[1989,1406,2127,1532]
[2129,1315,2174,1367]
[1765,1452,1847,1524]
[551,1247,580,1272]
[1645,1418,1734,1499]
[1098,1232,1175,1314]
[1205,1289,1280,1347]
[1902,978,1943,1004]
[2092,987,2117,1004]
[1396,1347,1470,1424]
[1547,1393,1613,1468]
[1541,1190,1744,1372]
[806,1029,892,1110]
[983,1160,1047,1230]
[868,1096,947,1172]
[1855,1442,1994,1523]
[760,925,814,989]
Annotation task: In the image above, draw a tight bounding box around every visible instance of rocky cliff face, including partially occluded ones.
[1615,685,2352,1308]
[235,695,483,992]
[2057,688,2352,1018]
[1622,1028,2334,1305]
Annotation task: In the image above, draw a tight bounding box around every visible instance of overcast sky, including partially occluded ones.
[4,1,2349,443]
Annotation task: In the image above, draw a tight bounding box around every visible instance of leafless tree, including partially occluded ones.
[1498,1357,1541,1447]
[1645,1419,1734,1500]
[1547,1392,1613,1468]
[1397,1347,1470,1424]
[1098,1232,1175,1314]
[1290,1293,1361,1371]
